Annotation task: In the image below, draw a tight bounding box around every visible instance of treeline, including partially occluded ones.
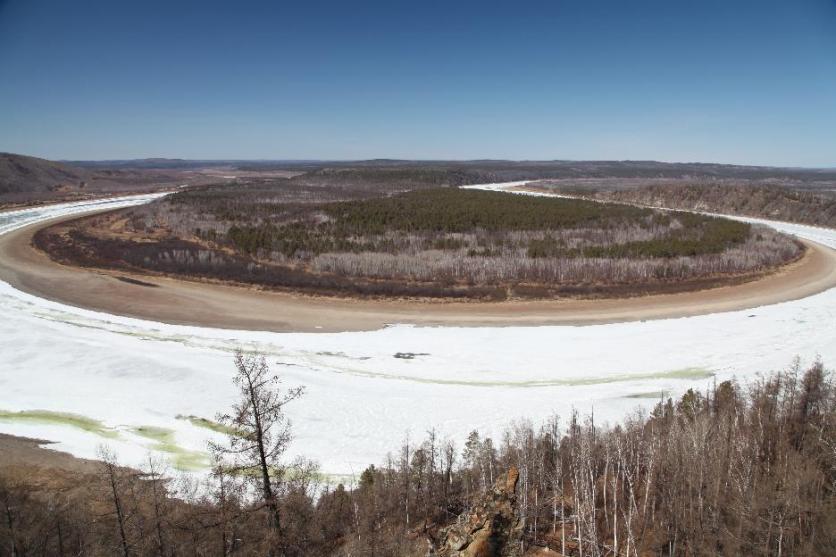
[591,183,836,228]
[237,160,836,184]
[326,359,836,555]
[37,208,801,302]
[2,357,834,556]
[163,181,377,225]
[33,226,510,300]
[317,188,650,234]
[289,167,494,191]
[527,213,751,259]
[310,232,799,290]
[176,188,763,265]
[153,187,754,259]
[161,167,495,225]
[219,188,677,257]
[47,187,802,300]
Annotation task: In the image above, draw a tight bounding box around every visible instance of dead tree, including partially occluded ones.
[98,446,132,557]
[212,350,305,553]
[143,456,170,557]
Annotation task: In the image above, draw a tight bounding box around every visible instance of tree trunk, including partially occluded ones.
[249,381,282,537]
[106,462,130,557]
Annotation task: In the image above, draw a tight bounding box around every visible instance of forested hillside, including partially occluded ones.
[1,357,833,556]
[0,153,88,196]
[0,153,198,208]
[590,183,836,228]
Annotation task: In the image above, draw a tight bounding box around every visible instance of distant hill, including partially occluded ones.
[68,158,218,170]
[0,153,89,195]
[68,157,836,182]
[6,152,836,209]
[592,182,836,228]
[0,153,202,208]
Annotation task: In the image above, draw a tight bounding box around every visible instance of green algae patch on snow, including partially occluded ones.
[372,366,716,388]
[625,391,670,399]
[223,464,334,485]
[175,414,242,437]
[130,425,209,471]
[0,409,119,438]
[131,425,176,445]
[560,367,714,387]
[655,367,715,381]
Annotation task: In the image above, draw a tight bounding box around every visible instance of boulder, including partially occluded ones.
[432,467,524,557]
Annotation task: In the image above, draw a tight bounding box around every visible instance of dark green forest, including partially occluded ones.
[216,188,751,260]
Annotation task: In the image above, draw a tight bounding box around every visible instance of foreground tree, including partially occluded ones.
[97,446,136,557]
[211,350,305,553]
[0,357,832,555]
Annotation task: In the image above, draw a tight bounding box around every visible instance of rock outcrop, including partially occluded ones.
[432,467,524,557]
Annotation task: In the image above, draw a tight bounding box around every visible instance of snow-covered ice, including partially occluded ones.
[0,185,834,477]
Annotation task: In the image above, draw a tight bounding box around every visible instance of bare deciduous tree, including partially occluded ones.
[98,446,133,557]
[211,350,305,553]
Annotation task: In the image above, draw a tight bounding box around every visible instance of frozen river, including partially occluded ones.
[1,187,835,477]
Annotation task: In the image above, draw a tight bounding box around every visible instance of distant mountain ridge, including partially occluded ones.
[64,156,836,181]
[4,152,836,209]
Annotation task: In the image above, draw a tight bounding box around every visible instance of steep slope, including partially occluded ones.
[0,153,205,208]
[432,467,524,556]
[0,153,89,196]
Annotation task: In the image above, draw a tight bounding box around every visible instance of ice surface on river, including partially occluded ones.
[1,186,834,476]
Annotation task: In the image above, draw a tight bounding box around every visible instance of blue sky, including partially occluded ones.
[0,0,834,165]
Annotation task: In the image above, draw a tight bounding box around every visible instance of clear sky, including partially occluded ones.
[0,0,834,165]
